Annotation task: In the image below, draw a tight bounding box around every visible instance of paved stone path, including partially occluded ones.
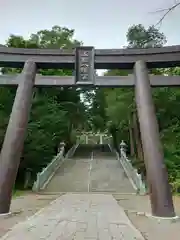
[1,194,144,239]
[45,151,134,193]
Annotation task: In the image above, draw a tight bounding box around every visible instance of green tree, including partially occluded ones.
[126,24,167,48]
[0,26,87,188]
[100,25,166,171]
[89,89,107,132]
[102,24,180,190]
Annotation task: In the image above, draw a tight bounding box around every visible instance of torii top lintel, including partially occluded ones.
[0,45,180,69]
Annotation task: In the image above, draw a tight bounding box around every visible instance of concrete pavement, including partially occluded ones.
[0,147,140,239]
[1,193,144,239]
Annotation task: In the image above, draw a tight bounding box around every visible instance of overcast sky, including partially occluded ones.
[0,0,179,48]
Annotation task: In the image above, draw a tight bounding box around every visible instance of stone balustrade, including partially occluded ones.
[32,142,79,192]
[118,141,146,195]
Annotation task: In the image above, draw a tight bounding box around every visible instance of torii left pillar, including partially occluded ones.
[0,61,36,214]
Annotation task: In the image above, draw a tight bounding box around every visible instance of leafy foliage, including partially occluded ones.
[126,24,167,48]
[89,24,180,191]
[0,26,86,188]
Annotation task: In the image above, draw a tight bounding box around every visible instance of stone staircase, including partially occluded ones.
[43,144,135,194]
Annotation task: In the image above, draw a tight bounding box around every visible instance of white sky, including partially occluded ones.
[0,0,179,48]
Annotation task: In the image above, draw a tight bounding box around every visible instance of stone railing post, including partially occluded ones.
[120,140,127,156]
[59,141,65,150]
[58,141,65,153]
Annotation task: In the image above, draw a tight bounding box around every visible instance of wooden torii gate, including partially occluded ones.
[0,45,180,217]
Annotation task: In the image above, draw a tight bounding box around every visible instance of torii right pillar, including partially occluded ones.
[134,60,175,217]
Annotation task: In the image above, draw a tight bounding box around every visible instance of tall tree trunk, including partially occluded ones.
[132,110,147,187]
[132,111,144,162]
[129,117,135,157]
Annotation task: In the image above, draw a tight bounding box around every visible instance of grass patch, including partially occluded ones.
[12,190,26,198]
